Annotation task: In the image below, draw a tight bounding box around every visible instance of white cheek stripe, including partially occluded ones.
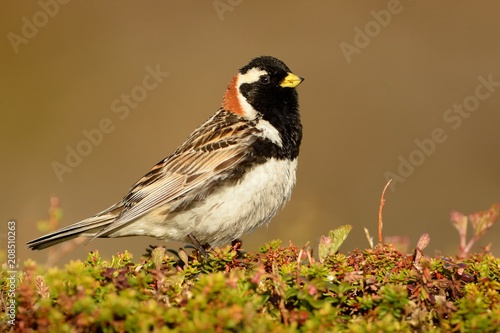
[235,68,283,146]
[235,68,268,120]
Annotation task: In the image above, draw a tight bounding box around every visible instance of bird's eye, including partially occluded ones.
[259,75,271,84]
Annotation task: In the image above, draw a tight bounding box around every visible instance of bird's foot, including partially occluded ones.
[187,233,213,259]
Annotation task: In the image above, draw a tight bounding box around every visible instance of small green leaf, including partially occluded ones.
[319,225,352,262]
[36,220,52,233]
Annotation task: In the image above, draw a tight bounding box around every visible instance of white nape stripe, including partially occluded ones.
[255,119,283,147]
[236,68,268,119]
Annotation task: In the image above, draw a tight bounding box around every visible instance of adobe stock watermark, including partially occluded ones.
[51,64,169,182]
[213,0,243,21]
[7,0,71,54]
[340,0,411,64]
[5,220,18,326]
[384,74,499,191]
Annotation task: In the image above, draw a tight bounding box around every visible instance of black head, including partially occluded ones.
[236,56,303,159]
[237,56,303,118]
[239,56,292,76]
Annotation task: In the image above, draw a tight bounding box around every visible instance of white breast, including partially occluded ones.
[154,158,298,246]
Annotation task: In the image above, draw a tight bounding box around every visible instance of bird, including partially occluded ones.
[27,56,304,255]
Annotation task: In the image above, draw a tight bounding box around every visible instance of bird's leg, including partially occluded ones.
[187,233,209,258]
[202,242,214,252]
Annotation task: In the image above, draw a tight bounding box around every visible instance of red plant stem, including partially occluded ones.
[379,179,393,244]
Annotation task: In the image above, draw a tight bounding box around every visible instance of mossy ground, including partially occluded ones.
[1,241,500,332]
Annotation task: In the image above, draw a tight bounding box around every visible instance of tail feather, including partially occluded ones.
[26,215,115,250]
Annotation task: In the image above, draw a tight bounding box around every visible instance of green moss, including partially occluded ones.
[1,243,500,332]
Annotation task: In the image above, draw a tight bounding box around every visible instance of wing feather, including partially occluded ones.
[90,110,258,239]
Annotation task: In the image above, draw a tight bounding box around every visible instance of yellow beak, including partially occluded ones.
[280,72,304,88]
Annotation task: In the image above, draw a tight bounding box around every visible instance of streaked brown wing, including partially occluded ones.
[90,110,257,239]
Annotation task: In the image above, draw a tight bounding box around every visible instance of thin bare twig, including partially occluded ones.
[378,179,393,245]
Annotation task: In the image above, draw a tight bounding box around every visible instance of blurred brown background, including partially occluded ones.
[1,1,499,265]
